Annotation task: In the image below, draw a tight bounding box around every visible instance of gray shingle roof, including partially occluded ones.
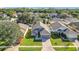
[64,18,79,23]
[32,21,50,33]
[50,22,66,31]
[63,29,79,38]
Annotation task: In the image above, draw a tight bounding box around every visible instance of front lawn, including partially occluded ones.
[50,38,74,46]
[20,38,42,46]
[19,47,42,51]
[20,29,42,46]
[54,47,77,51]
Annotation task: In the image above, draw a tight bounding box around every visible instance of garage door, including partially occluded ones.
[41,35,50,42]
[41,35,50,39]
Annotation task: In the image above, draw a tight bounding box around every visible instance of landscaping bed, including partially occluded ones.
[54,47,77,51]
[19,47,42,51]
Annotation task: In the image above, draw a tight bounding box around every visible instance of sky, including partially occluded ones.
[0,0,79,8]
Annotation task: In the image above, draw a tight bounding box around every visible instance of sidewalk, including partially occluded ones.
[5,45,20,51]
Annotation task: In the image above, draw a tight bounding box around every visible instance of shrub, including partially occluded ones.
[25,29,31,39]
[51,32,60,39]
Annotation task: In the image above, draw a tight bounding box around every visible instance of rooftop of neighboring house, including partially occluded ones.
[52,17,62,22]
[49,13,61,18]
[63,29,79,37]
[50,22,67,31]
[63,18,79,24]
[69,22,79,30]
[0,14,7,17]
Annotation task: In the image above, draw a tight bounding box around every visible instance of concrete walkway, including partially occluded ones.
[42,39,55,51]
[74,40,79,50]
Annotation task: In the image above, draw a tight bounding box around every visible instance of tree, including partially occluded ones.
[0,21,23,50]
[17,12,34,24]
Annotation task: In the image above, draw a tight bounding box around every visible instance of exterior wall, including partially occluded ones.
[31,30,37,36]
[32,28,50,40]
[65,34,77,41]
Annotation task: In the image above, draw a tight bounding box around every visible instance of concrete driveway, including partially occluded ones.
[42,38,55,51]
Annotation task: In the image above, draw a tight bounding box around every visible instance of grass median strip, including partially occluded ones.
[19,47,42,51]
[53,47,77,51]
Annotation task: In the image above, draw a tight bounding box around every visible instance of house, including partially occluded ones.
[49,13,60,18]
[63,18,79,24]
[11,18,17,22]
[52,18,62,22]
[12,13,18,18]
[69,22,79,30]
[63,29,79,41]
[32,22,50,40]
[50,22,67,33]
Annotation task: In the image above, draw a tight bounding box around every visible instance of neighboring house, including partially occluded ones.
[49,13,60,18]
[63,29,79,41]
[52,17,62,22]
[32,22,50,40]
[63,18,79,24]
[3,14,7,18]
[17,12,22,15]
[0,14,10,20]
[69,22,79,30]
[50,22,67,33]
[32,21,79,41]
[11,18,17,22]
[12,13,18,18]
[0,14,7,17]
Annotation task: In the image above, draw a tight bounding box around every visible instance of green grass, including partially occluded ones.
[50,38,74,46]
[19,47,42,51]
[50,38,77,51]
[20,29,42,46]
[20,38,42,46]
[54,47,77,51]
